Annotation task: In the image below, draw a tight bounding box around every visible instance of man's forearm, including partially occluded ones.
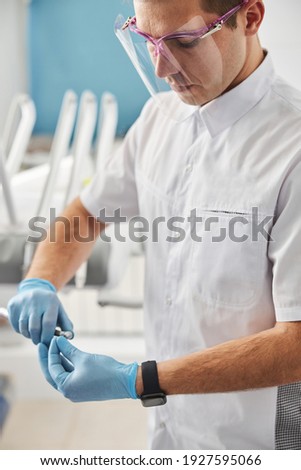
[136,321,301,396]
[25,197,105,290]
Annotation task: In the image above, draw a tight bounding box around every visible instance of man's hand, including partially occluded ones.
[7,278,73,346]
[38,337,139,402]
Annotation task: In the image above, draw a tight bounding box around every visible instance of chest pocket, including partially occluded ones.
[190,209,266,308]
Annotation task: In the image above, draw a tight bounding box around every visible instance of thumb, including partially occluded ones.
[48,337,77,387]
[38,343,58,390]
[54,336,81,363]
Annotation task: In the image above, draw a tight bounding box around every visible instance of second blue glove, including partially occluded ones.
[38,336,139,402]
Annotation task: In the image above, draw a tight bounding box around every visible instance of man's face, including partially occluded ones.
[133,0,248,106]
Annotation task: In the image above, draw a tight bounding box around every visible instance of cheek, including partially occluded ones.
[219,34,246,80]
[184,39,224,84]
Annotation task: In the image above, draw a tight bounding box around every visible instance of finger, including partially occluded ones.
[54,336,80,363]
[29,311,43,345]
[41,301,58,346]
[40,339,74,374]
[38,343,57,389]
[48,337,72,388]
[57,304,74,335]
[18,309,30,338]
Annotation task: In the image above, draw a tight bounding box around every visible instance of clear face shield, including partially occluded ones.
[114,0,249,122]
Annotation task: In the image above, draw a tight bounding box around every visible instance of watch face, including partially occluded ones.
[141,394,167,407]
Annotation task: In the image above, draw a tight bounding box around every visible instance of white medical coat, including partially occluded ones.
[81,53,301,449]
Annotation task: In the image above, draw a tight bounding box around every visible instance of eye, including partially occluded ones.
[174,37,201,49]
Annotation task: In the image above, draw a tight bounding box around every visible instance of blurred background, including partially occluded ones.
[0,0,300,450]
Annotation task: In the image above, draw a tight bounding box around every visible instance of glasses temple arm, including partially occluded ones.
[218,0,250,26]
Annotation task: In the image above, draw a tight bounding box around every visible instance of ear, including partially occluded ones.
[244,1,265,36]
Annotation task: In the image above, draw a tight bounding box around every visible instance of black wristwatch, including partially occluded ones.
[140,360,167,407]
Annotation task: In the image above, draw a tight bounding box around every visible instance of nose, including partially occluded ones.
[153,45,180,79]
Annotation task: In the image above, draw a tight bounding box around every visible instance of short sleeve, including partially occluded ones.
[80,99,153,221]
[268,158,301,321]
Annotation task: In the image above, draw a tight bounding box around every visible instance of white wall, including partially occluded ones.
[258,0,301,88]
[0,0,28,134]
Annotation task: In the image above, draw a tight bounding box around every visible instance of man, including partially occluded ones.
[7,0,301,449]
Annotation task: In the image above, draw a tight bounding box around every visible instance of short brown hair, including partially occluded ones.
[202,0,243,28]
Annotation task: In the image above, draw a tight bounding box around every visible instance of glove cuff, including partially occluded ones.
[18,278,57,293]
[127,362,139,400]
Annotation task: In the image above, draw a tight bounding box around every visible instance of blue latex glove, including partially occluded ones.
[7,278,73,346]
[38,337,138,402]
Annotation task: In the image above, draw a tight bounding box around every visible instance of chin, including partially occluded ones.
[175,91,208,107]
[176,84,224,107]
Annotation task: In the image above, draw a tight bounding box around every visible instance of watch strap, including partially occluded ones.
[141,360,163,395]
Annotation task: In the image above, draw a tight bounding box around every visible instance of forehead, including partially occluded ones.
[133,0,209,37]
